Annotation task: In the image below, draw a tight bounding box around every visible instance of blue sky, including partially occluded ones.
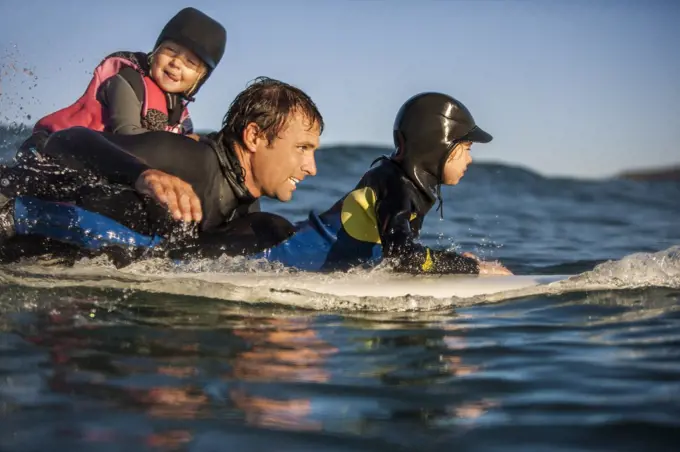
[1,0,678,178]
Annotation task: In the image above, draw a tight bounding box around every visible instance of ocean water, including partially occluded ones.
[1,125,680,451]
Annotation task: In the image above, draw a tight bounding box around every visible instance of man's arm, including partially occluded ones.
[43,126,151,186]
[43,127,202,222]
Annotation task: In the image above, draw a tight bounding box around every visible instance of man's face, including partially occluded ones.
[250,111,320,202]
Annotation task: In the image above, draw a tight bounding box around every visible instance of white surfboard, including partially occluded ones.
[0,262,577,310]
[192,272,574,299]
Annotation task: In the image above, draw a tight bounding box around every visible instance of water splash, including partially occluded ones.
[0,43,40,127]
[570,245,680,288]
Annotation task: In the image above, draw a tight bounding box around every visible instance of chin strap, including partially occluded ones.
[435,137,463,221]
[435,183,444,220]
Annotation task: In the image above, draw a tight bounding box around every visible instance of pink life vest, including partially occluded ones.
[34,51,190,135]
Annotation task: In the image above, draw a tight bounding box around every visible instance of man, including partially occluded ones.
[0,77,323,262]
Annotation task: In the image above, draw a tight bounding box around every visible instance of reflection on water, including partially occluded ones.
[1,287,679,451]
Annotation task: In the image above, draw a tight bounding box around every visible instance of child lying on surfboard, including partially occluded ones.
[0,91,512,275]
[252,92,512,275]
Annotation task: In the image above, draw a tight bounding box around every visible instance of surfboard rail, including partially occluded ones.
[194,272,574,299]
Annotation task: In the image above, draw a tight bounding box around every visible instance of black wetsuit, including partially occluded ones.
[4,126,258,229]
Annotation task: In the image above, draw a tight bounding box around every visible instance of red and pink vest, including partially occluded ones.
[34,51,190,135]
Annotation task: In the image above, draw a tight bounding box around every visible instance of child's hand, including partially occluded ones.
[187,133,201,141]
[477,261,513,276]
[134,169,203,223]
[462,252,481,262]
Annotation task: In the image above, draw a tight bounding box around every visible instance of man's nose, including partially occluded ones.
[302,153,317,176]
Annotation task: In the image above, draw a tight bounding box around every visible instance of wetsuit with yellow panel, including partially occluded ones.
[255,92,493,274]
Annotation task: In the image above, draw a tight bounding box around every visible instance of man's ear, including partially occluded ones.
[242,122,263,152]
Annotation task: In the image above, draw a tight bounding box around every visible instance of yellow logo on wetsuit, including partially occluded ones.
[422,248,434,272]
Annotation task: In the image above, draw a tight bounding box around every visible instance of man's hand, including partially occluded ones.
[134,169,202,223]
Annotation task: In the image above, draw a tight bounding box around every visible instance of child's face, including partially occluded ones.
[442,141,473,185]
[150,41,206,95]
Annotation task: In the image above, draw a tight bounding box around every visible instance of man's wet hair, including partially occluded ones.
[220,76,324,149]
